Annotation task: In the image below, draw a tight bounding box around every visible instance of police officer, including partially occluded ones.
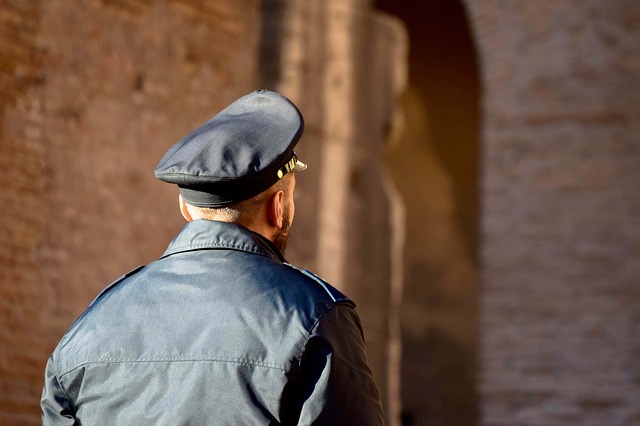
[41,90,384,425]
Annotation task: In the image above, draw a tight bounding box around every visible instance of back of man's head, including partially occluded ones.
[183,173,291,229]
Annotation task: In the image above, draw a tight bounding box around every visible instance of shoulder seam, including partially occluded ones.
[89,265,146,307]
[283,263,354,306]
[58,266,145,351]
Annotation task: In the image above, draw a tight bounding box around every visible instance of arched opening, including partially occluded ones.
[375,1,481,424]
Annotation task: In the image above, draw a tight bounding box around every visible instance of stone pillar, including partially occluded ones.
[258,1,408,423]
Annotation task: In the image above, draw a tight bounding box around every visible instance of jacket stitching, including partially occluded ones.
[59,357,287,380]
[163,242,269,258]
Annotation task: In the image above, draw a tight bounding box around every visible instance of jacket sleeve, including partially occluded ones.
[41,354,77,425]
[292,304,384,425]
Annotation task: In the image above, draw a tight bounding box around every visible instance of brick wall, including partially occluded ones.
[1,0,408,424]
[1,2,49,422]
[465,1,640,424]
[0,0,259,423]
[6,0,640,425]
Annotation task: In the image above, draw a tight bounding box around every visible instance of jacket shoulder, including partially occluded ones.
[283,263,355,308]
[89,265,146,307]
[56,265,146,364]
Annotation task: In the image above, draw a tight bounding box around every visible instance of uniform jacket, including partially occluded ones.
[41,219,384,425]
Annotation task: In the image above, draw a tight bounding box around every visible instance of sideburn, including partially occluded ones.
[273,206,291,254]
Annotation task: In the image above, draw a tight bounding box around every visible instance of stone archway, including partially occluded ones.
[375,1,481,424]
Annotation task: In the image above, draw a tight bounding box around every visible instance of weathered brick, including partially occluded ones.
[465,0,640,424]
[0,0,260,423]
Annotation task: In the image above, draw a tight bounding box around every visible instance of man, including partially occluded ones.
[41,90,384,425]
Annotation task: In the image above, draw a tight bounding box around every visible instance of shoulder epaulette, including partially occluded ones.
[284,263,355,307]
[89,265,145,307]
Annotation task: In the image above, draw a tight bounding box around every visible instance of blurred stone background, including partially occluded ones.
[1,0,639,425]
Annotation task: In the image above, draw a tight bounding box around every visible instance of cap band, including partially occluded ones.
[181,152,307,208]
[276,152,307,179]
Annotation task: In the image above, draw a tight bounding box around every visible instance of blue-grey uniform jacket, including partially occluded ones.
[41,219,384,425]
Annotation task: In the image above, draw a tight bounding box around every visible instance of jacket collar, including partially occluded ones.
[161,219,286,263]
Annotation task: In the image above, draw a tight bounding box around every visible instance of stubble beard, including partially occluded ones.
[273,207,291,255]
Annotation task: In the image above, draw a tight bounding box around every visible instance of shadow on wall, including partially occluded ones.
[376,0,481,424]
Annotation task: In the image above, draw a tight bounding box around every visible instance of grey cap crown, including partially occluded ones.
[155,90,304,207]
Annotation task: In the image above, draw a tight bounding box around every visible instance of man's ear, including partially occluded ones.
[267,190,285,229]
[179,194,193,222]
